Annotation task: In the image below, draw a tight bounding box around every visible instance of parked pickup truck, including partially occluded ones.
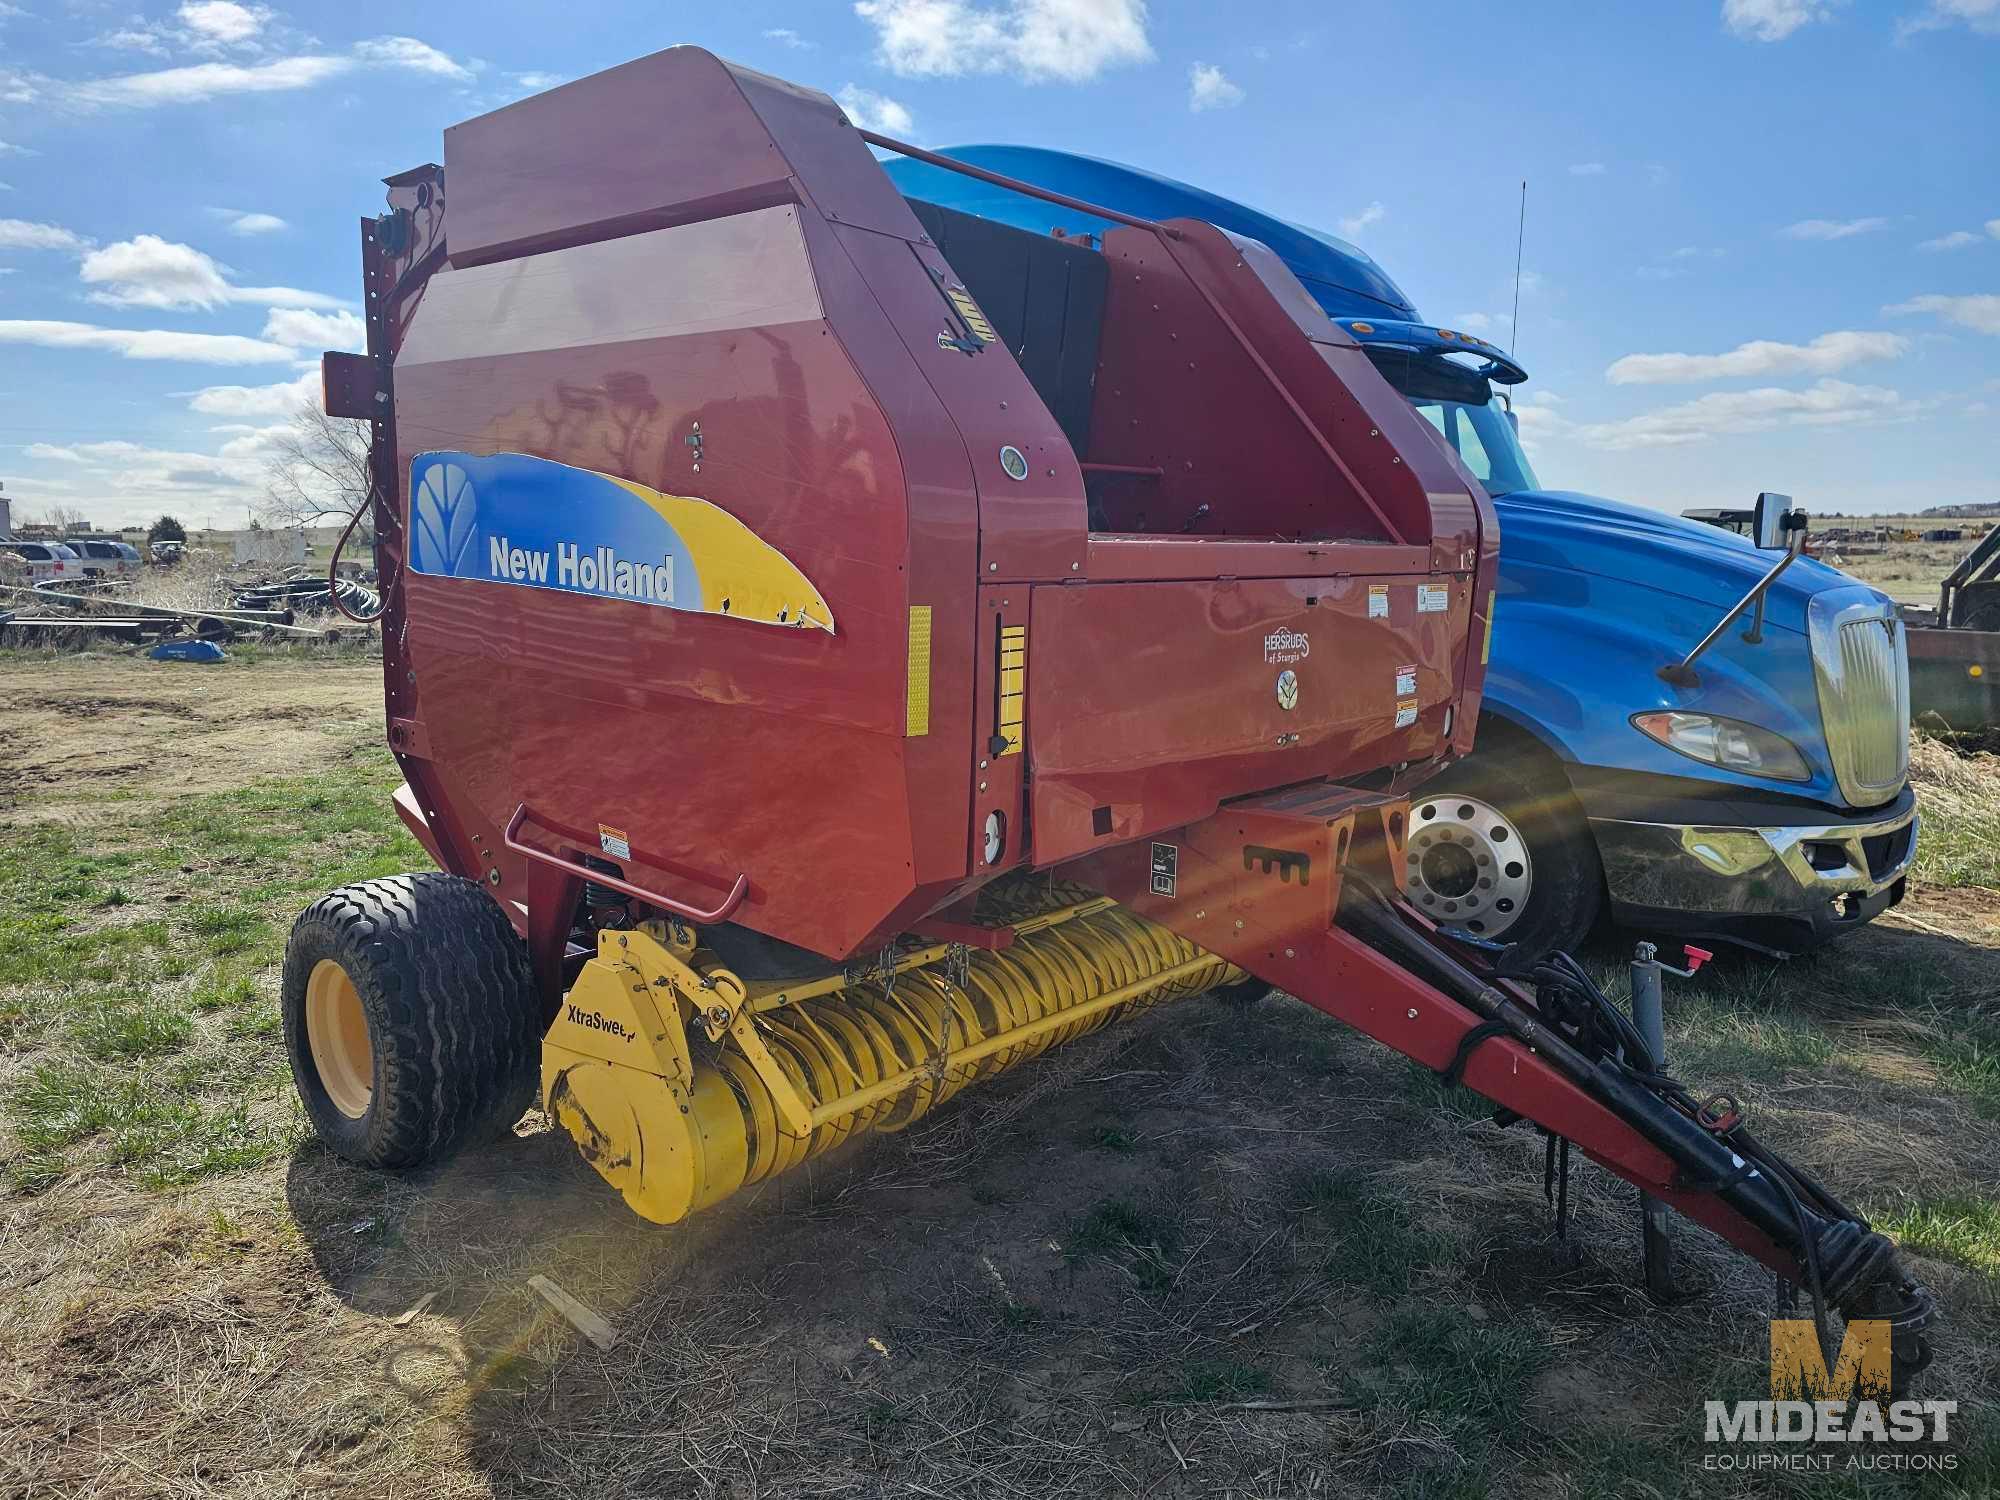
[886,147,1916,956]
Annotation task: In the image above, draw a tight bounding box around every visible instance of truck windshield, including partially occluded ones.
[1361,346,1540,497]
[1407,398,1540,497]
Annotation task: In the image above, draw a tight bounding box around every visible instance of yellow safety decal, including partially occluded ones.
[997,623,1027,756]
[907,606,933,737]
[945,286,998,343]
[1481,589,1496,666]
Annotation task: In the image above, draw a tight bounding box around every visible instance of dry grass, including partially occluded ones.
[3,657,2000,1498]
[1909,734,2000,891]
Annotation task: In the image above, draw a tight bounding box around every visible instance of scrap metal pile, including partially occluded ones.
[0,566,375,649]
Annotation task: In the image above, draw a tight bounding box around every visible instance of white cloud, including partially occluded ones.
[60,35,475,108]
[855,0,1153,83]
[1919,230,1980,251]
[512,71,565,90]
[187,369,319,417]
[1572,380,1916,450]
[1781,216,1888,240]
[1898,0,2000,37]
[1338,201,1386,238]
[0,217,90,252]
[19,427,297,527]
[71,55,351,107]
[1607,330,1908,384]
[1454,312,1511,333]
[1188,62,1243,111]
[764,27,815,48]
[0,320,296,363]
[353,36,475,82]
[79,234,344,311]
[0,140,32,157]
[1990,219,2000,239]
[91,25,174,56]
[1885,293,2000,336]
[1722,0,1832,41]
[261,307,366,350]
[835,84,916,136]
[1568,162,1606,176]
[177,2,270,46]
[211,208,287,236]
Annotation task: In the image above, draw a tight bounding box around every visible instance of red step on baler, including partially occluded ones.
[289,46,1932,1386]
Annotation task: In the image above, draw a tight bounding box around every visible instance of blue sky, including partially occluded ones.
[0,0,1995,528]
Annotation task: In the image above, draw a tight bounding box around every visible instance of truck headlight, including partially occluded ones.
[1631,711,1811,782]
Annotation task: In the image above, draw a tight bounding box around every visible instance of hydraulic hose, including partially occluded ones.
[1338,892,1936,1390]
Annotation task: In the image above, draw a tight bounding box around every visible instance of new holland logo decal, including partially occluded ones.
[408,450,833,632]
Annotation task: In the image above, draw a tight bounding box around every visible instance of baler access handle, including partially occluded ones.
[503,804,749,925]
[856,129,1184,241]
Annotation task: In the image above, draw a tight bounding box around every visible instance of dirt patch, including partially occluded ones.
[0,653,382,825]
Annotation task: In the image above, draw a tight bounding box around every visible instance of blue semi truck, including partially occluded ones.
[886,147,1916,957]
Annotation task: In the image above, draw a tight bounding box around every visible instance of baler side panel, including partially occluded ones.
[385,51,1062,962]
[1198,228,1489,576]
[826,222,1089,582]
[1085,219,1475,551]
[1027,576,1470,864]
[391,253,965,960]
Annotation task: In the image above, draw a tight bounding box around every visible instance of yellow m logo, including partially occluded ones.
[1770,1319,1891,1402]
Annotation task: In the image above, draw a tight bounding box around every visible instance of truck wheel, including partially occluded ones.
[281,873,544,1169]
[1405,752,1601,955]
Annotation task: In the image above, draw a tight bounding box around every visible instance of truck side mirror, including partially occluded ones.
[1753,492,1798,551]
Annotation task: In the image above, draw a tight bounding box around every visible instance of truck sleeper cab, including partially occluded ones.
[886,147,1915,956]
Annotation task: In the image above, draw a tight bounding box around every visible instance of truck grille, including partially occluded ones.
[1809,586,1909,808]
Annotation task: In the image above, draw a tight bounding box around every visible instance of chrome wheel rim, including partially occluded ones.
[305,958,373,1119]
[1406,794,1532,938]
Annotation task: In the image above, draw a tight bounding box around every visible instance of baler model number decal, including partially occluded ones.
[407,450,833,632]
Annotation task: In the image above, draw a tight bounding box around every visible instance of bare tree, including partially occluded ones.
[261,400,373,531]
[34,504,90,534]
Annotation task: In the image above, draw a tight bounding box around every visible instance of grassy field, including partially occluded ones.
[2,654,1999,1498]
[1805,514,1992,606]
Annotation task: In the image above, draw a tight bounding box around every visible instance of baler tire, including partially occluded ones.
[281,873,544,1170]
[1414,752,1602,956]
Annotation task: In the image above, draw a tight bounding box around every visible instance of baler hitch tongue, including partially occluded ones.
[1350,898,1938,1393]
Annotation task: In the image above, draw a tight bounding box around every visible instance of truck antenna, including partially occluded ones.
[1510,179,1527,358]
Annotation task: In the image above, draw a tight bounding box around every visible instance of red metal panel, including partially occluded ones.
[443,50,795,266]
[828,222,1088,581]
[1026,574,1467,865]
[1085,218,1484,562]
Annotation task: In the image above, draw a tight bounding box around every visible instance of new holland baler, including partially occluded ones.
[291,47,1934,1383]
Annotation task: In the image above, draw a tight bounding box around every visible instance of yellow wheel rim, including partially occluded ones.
[306,958,373,1120]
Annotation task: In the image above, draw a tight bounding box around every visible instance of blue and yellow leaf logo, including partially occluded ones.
[412,461,479,577]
